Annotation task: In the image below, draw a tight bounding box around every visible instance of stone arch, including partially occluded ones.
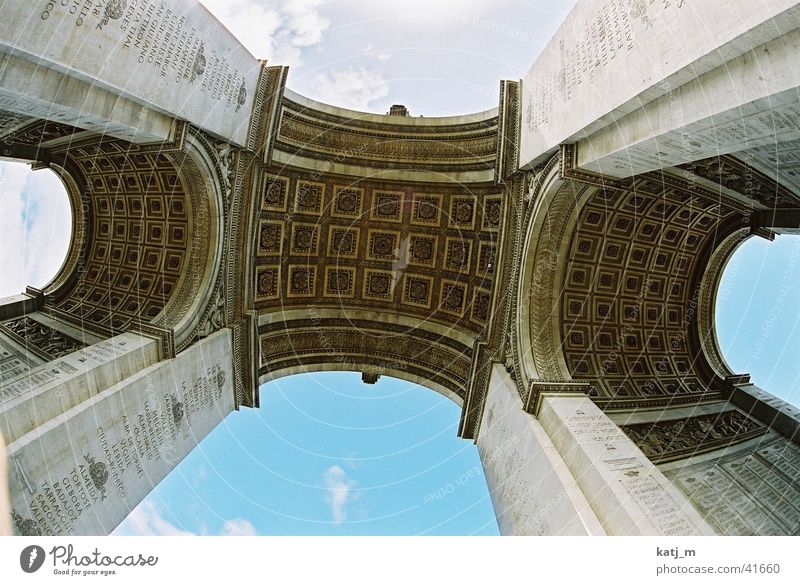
[550,163,746,410]
[251,91,503,408]
[514,153,597,394]
[511,146,756,411]
[695,228,764,381]
[259,363,464,408]
[149,130,229,352]
[34,162,85,296]
[258,309,474,407]
[16,124,225,352]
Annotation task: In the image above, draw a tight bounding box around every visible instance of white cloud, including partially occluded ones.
[363,43,391,63]
[22,169,72,289]
[220,518,258,536]
[113,501,196,536]
[312,67,390,111]
[113,500,259,536]
[200,0,329,65]
[0,162,28,298]
[0,162,71,298]
[323,465,355,524]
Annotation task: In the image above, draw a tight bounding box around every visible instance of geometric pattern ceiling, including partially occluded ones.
[254,169,501,336]
[51,139,190,332]
[561,184,740,406]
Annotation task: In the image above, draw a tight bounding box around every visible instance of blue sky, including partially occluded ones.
[715,236,800,407]
[113,373,499,536]
[0,162,72,298]
[0,0,798,536]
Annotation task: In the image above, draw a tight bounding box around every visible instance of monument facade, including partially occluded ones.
[1,0,799,535]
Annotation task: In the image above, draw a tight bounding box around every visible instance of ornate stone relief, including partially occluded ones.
[622,410,766,463]
[259,318,472,400]
[42,132,194,334]
[1,317,85,360]
[558,157,743,406]
[696,229,750,379]
[275,99,498,173]
[254,170,500,337]
[677,155,800,210]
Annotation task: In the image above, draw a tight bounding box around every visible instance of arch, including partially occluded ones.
[40,159,89,297]
[251,89,505,403]
[150,130,228,351]
[9,122,226,350]
[556,183,741,407]
[515,155,596,391]
[259,364,464,407]
[258,309,473,407]
[696,228,751,380]
[510,148,756,411]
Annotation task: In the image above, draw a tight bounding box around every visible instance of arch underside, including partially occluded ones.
[258,317,469,406]
[523,147,800,413]
[0,116,222,351]
[253,95,504,402]
[560,181,739,407]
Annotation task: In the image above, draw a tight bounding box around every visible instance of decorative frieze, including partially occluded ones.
[1,317,85,360]
[622,410,766,463]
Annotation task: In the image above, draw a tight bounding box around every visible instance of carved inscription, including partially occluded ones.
[523,0,689,155]
[670,438,800,535]
[526,0,636,132]
[0,337,125,405]
[620,471,694,536]
[564,413,624,444]
[13,360,228,535]
[758,442,800,484]
[35,0,248,111]
[0,336,35,384]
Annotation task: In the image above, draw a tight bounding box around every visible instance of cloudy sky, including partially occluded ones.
[0,0,798,535]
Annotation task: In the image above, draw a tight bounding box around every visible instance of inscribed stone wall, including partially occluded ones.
[0,0,260,145]
[667,436,800,535]
[6,330,235,535]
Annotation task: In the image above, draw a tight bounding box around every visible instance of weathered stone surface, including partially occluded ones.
[0,0,260,145]
[519,0,800,169]
[537,395,714,535]
[477,365,604,535]
[5,330,234,535]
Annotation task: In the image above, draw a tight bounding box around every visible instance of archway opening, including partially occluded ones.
[113,372,499,535]
[715,235,800,407]
[0,160,72,297]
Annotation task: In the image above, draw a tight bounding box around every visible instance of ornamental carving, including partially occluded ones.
[276,102,498,172]
[44,135,194,334]
[559,177,740,404]
[12,510,41,536]
[254,171,501,336]
[621,410,766,463]
[259,319,472,399]
[678,155,799,209]
[2,317,85,359]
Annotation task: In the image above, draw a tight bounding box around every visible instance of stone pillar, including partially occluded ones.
[728,382,800,444]
[537,395,715,535]
[0,288,43,320]
[476,365,605,535]
[0,332,160,444]
[4,329,236,536]
[0,1,261,146]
